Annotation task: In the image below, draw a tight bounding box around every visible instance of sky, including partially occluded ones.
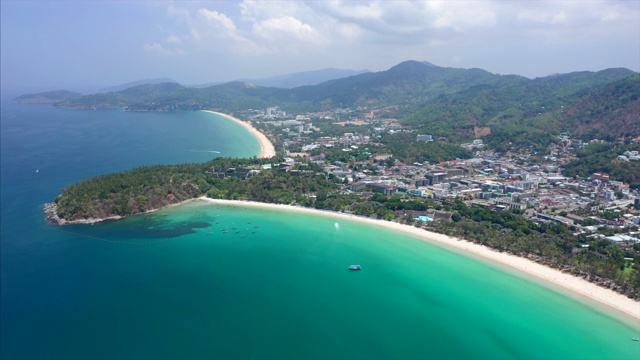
[2,0,639,94]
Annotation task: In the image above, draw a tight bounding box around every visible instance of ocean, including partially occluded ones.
[1,98,638,359]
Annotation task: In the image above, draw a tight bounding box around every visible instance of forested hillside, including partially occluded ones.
[559,74,640,140]
[54,158,338,221]
[15,90,82,103]
[49,60,639,146]
[401,68,637,144]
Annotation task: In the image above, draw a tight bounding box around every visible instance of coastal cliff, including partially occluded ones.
[44,202,122,225]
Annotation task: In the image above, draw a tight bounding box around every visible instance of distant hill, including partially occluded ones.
[58,82,186,109]
[58,61,511,111]
[401,67,638,147]
[15,90,82,103]
[97,78,178,93]
[191,68,370,89]
[241,68,371,88]
[558,74,640,140]
[53,60,638,144]
[272,60,523,109]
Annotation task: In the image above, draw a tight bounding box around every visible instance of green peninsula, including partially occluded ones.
[15,90,82,103]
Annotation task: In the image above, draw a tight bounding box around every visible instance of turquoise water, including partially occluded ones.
[1,99,639,359]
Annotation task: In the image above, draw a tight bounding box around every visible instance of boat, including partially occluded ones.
[632,337,639,341]
[348,265,361,270]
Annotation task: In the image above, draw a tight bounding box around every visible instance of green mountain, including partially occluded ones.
[15,90,82,103]
[55,61,523,111]
[51,61,638,143]
[273,60,524,108]
[239,68,371,88]
[97,77,177,93]
[401,67,637,147]
[557,74,640,140]
[57,82,185,109]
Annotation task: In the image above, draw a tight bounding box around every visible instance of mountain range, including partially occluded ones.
[17,60,640,144]
[191,67,370,89]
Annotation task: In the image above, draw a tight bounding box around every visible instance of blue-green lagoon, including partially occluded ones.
[1,99,638,359]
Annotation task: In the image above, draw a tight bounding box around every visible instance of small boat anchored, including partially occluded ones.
[632,337,639,341]
[348,265,362,270]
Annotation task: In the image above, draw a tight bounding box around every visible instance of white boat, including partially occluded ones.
[348,265,361,270]
[632,337,639,341]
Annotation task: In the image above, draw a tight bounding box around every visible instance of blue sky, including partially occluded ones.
[2,1,639,94]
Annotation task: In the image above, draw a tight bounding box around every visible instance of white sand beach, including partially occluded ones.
[198,197,640,321]
[202,110,276,159]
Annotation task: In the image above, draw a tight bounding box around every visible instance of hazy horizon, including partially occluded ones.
[2,1,639,94]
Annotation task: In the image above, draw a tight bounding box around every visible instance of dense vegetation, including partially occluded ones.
[56,162,211,220]
[299,131,472,165]
[207,165,338,205]
[55,158,338,220]
[379,132,472,164]
[401,68,637,143]
[563,143,640,188]
[560,74,640,141]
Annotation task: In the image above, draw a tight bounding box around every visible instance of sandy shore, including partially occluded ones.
[201,110,276,159]
[198,197,640,321]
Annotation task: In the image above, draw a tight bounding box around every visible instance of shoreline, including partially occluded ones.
[201,110,276,159]
[197,197,640,322]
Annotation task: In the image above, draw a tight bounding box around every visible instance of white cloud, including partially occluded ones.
[198,9,237,32]
[335,23,363,41]
[239,0,312,21]
[141,0,639,79]
[426,1,496,31]
[512,1,640,45]
[196,7,267,55]
[323,1,383,21]
[321,1,496,34]
[166,5,191,24]
[166,35,183,45]
[253,16,325,44]
[143,43,182,56]
[517,9,567,24]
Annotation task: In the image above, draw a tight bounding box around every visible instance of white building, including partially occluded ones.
[416,134,433,142]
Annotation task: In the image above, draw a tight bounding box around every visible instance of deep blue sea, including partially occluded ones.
[1,97,639,359]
